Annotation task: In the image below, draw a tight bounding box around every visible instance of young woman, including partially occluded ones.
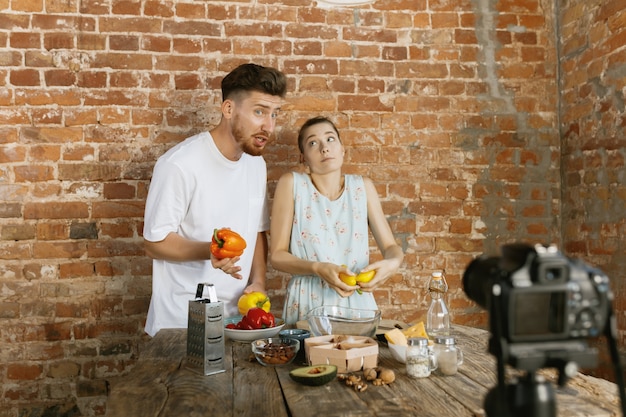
[270,116,404,324]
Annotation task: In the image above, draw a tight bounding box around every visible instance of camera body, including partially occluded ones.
[463,243,625,417]
[463,243,611,371]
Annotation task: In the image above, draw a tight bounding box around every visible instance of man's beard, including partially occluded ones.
[241,139,263,157]
[232,115,266,157]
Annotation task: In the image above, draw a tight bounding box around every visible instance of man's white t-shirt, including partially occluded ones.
[143,131,269,337]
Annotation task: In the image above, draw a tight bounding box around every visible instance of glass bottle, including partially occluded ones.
[406,337,437,378]
[426,271,450,337]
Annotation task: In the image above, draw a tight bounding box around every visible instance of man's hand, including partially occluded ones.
[211,254,243,280]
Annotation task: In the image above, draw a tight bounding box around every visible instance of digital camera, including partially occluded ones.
[463,243,624,417]
[463,242,610,344]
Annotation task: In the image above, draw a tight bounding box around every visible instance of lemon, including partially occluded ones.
[338,272,357,286]
[355,270,375,283]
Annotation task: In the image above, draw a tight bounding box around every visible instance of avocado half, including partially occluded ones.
[289,364,338,386]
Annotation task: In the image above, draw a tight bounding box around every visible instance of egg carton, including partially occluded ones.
[304,335,378,373]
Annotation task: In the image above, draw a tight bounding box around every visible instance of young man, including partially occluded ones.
[143,64,287,336]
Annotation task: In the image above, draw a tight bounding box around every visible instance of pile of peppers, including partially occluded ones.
[227,307,276,330]
[211,228,246,259]
[226,292,275,330]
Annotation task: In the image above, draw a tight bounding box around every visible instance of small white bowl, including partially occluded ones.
[224,315,285,342]
[387,342,407,363]
[388,341,435,363]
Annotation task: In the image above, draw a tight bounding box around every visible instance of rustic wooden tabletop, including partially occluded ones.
[105,325,622,417]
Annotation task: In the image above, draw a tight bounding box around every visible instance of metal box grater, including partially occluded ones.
[186,283,226,375]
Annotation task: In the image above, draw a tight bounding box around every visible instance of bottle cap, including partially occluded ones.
[407,337,429,346]
[434,336,455,345]
[432,271,443,279]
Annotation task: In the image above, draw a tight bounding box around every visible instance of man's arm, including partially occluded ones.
[144,232,247,279]
[144,232,212,262]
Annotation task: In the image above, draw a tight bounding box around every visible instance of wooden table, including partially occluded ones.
[105,325,622,417]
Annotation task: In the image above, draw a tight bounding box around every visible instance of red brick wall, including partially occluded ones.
[559,0,626,379]
[0,0,622,415]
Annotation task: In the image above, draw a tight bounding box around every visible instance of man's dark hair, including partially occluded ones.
[297,116,341,154]
[221,63,287,101]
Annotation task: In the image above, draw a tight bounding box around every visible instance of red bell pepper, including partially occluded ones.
[235,315,255,330]
[245,308,276,329]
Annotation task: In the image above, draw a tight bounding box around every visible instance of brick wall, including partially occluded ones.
[0,0,623,415]
[558,0,626,379]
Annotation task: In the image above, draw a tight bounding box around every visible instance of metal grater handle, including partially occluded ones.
[195,283,218,303]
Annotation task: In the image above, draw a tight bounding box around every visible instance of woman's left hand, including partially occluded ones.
[355,259,401,292]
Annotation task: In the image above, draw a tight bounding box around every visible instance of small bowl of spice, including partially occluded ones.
[251,338,300,367]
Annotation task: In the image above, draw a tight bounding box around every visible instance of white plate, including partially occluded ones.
[224,315,286,342]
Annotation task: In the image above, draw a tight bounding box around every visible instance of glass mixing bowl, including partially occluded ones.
[306,306,381,338]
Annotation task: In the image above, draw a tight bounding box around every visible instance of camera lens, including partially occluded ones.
[462,256,502,309]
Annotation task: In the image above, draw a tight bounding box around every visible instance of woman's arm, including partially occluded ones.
[269,172,308,274]
[357,177,404,291]
[269,172,356,295]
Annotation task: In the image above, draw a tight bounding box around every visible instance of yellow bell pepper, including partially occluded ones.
[237,292,270,315]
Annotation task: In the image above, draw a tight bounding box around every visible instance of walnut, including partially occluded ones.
[363,368,377,381]
[353,382,368,392]
[345,374,362,386]
[377,368,396,384]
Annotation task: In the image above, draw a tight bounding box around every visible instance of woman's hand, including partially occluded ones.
[356,258,402,293]
[314,262,359,297]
